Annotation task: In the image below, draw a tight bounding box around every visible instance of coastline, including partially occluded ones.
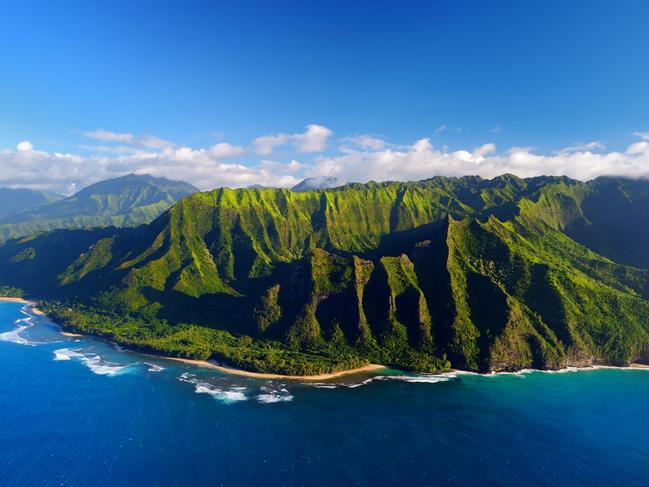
[629,363,649,369]
[3,298,649,381]
[0,296,45,315]
[163,357,386,381]
[0,297,388,380]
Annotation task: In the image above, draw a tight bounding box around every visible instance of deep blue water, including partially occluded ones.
[1,301,649,486]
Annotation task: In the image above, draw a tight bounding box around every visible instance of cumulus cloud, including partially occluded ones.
[209,143,246,159]
[340,135,386,151]
[3,127,649,195]
[84,129,171,149]
[305,134,649,184]
[556,141,606,154]
[253,124,332,155]
[16,141,34,151]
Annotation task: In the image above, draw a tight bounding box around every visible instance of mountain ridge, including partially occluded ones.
[0,174,198,242]
[2,174,649,375]
[0,188,64,218]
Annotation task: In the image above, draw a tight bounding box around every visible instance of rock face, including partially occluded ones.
[3,174,649,372]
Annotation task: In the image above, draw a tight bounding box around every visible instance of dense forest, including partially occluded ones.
[2,174,649,375]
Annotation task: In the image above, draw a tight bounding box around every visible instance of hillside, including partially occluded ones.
[0,174,197,241]
[2,174,649,375]
[0,188,63,218]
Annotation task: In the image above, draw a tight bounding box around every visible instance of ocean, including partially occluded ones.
[1,300,648,486]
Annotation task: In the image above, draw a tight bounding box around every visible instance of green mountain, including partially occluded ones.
[0,188,63,218]
[2,174,649,375]
[0,174,198,241]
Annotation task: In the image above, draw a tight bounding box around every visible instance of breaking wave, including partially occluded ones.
[145,362,165,372]
[0,312,39,345]
[53,348,85,361]
[256,386,293,403]
[178,373,248,403]
[53,348,133,376]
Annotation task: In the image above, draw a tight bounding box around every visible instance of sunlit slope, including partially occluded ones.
[2,174,649,372]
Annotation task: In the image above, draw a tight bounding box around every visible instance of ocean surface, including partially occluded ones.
[1,301,648,486]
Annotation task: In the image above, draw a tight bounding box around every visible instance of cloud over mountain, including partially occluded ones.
[2,125,649,194]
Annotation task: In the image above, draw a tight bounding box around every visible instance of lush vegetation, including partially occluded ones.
[2,174,649,375]
[43,303,370,375]
[0,174,197,242]
[0,188,63,218]
[0,285,23,298]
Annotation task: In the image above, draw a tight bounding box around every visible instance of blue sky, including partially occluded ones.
[1,0,649,192]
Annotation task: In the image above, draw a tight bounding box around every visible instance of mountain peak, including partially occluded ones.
[0,174,198,241]
[291,176,341,192]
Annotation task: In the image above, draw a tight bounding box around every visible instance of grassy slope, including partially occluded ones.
[0,174,197,241]
[2,174,649,374]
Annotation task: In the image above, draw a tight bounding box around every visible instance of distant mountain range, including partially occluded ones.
[0,188,64,218]
[0,174,198,241]
[291,176,341,192]
[2,174,649,375]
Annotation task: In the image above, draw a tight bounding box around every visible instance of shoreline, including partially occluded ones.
[0,297,388,380]
[0,296,45,315]
[3,298,649,381]
[163,357,386,381]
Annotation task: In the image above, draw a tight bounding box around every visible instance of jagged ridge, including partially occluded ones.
[2,174,649,373]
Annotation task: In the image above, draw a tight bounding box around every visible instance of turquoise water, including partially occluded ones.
[1,301,648,486]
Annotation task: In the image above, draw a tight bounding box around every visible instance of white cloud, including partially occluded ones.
[633,131,649,141]
[292,124,333,152]
[490,125,503,134]
[84,129,135,143]
[4,128,649,195]
[16,141,33,152]
[83,129,172,149]
[557,141,606,154]
[253,124,332,155]
[341,135,386,150]
[209,143,246,159]
[435,125,462,135]
[252,134,290,156]
[305,133,649,184]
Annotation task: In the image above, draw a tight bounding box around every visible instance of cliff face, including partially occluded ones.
[3,174,649,372]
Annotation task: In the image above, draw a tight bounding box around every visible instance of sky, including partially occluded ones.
[1,0,649,194]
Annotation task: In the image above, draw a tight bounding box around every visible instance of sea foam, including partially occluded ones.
[0,314,38,346]
[145,362,165,372]
[256,386,293,403]
[53,348,85,361]
[178,373,248,403]
[53,348,132,376]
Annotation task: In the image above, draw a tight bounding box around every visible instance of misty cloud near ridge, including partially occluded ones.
[2,125,649,194]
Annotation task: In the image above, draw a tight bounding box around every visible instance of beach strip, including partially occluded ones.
[163,357,386,381]
[0,296,44,315]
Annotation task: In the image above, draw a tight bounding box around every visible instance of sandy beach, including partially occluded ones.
[5,296,649,380]
[163,356,386,381]
[629,363,649,369]
[0,296,44,315]
[60,330,84,337]
[0,296,388,380]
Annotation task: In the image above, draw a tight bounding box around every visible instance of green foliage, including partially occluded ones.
[3,174,649,375]
[44,303,368,376]
[0,285,23,297]
[0,174,197,242]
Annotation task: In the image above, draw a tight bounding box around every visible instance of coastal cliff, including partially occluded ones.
[2,174,649,375]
